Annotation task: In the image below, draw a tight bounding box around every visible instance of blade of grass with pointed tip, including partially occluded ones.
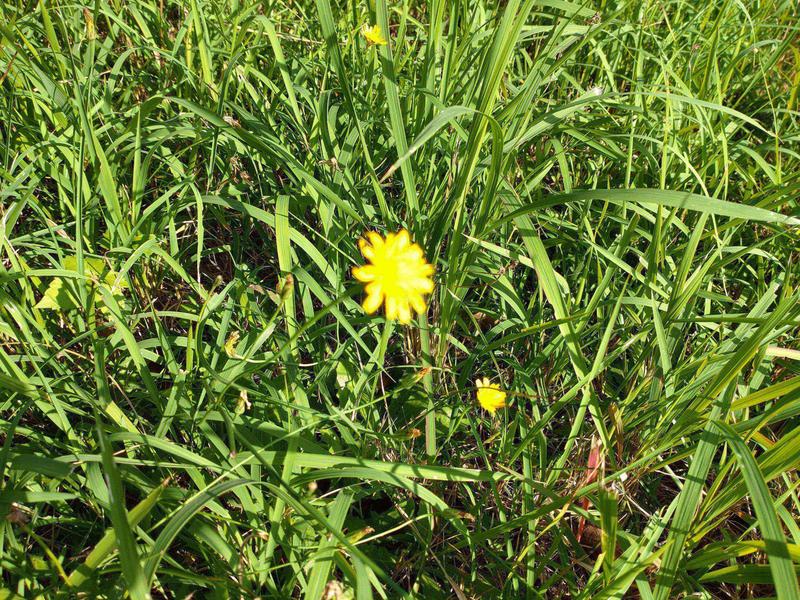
[66,479,168,588]
[94,400,149,598]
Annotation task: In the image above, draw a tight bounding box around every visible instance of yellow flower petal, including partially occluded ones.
[352,265,376,282]
[397,300,411,324]
[407,244,424,260]
[358,238,375,260]
[363,289,383,314]
[395,229,410,249]
[415,277,434,293]
[387,296,400,321]
[366,231,384,248]
[409,293,426,314]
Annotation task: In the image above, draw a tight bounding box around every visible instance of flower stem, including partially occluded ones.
[370,319,394,403]
[418,312,435,458]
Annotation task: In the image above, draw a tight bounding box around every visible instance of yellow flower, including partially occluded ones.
[362,23,387,46]
[353,230,434,323]
[476,378,507,414]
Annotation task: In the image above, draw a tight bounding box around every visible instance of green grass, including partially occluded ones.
[1,0,799,597]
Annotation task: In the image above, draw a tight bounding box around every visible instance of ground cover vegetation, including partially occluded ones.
[1,0,799,597]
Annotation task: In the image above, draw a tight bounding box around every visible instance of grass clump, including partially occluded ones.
[0,0,799,598]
